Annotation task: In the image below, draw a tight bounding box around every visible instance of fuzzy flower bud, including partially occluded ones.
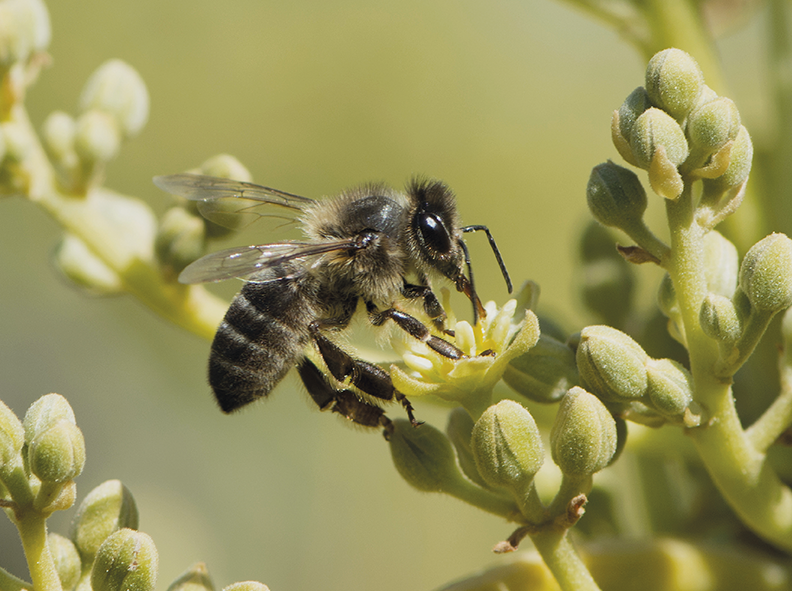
[167,563,215,591]
[71,480,140,561]
[80,60,149,138]
[645,48,704,120]
[618,87,652,142]
[644,358,694,420]
[28,420,85,483]
[23,393,76,443]
[49,533,81,591]
[388,420,464,493]
[687,97,741,158]
[700,293,742,343]
[703,230,739,298]
[576,326,649,403]
[155,207,207,277]
[586,161,647,230]
[91,529,158,591]
[702,125,753,192]
[739,233,792,313]
[503,334,578,404]
[630,108,689,169]
[471,400,544,492]
[0,0,51,66]
[0,399,24,468]
[550,387,617,478]
[74,110,121,164]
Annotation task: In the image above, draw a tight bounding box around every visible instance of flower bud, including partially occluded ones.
[550,387,617,478]
[700,293,742,343]
[687,97,741,158]
[23,393,76,443]
[617,87,651,142]
[223,583,270,591]
[91,529,158,591]
[630,108,689,170]
[586,161,647,229]
[49,532,81,591]
[56,234,124,296]
[739,233,792,313]
[2,120,33,161]
[702,125,753,193]
[43,111,77,162]
[199,154,252,182]
[167,563,215,591]
[576,326,649,402]
[80,60,149,138]
[471,400,544,491]
[644,358,694,419]
[74,110,121,164]
[388,420,464,493]
[0,0,51,66]
[28,420,85,483]
[445,408,489,489]
[71,480,139,561]
[155,207,206,277]
[645,48,704,120]
[703,230,739,298]
[0,399,24,468]
[503,334,578,404]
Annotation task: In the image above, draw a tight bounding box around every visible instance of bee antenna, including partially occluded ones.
[461,225,513,293]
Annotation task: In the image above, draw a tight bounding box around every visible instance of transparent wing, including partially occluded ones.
[153,173,315,230]
[178,239,360,284]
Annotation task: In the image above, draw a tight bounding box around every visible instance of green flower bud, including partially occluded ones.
[24,393,76,443]
[576,325,649,402]
[80,60,149,138]
[644,358,694,418]
[586,161,647,229]
[388,419,463,493]
[645,48,704,120]
[223,583,270,591]
[700,293,742,343]
[28,420,85,483]
[71,480,139,561]
[702,125,753,193]
[49,532,81,591]
[43,111,77,162]
[687,97,741,157]
[446,408,489,489]
[167,563,215,591]
[0,0,51,66]
[0,399,24,468]
[56,234,124,296]
[703,230,739,298]
[74,110,121,164]
[503,333,578,404]
[91,529,158,591]
[550,387,617,478]
[630,108,689,170]
[155,207,207,277]
[86,189,157,265]
[471,400,544,491]
[739,233,792,313]
[617,87,652,142]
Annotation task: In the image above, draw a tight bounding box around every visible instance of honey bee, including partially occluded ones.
[154,174,511,432]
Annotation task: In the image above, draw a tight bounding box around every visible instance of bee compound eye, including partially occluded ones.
[417,213,452,255]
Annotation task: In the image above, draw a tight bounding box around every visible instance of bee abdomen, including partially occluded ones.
[209,271,316,413]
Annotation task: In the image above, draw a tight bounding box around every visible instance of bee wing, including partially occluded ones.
[153,173,315,230]
[178,239,360,284]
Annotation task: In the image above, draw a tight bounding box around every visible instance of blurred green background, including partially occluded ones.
[0,1,767,590]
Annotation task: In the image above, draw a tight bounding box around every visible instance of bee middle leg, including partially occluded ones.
[308,323,421,427]
[366,302,465,360]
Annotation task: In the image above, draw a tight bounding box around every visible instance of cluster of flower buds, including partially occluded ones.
[155,154,253,278]
[41,59,149,194]
[576,325,701,427]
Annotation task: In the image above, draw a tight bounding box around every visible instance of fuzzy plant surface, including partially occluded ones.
[3,1,792,591]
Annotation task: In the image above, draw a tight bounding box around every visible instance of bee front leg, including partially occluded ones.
[308,323,421,427]
[401,278,447,333]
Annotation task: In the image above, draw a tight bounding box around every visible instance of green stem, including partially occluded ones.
[746,362,792,453]
[530,530,601,591]
[15,511,62,591]
[445,476,519,520]
[0,567,31,591]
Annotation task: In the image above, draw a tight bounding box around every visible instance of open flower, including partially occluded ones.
[389,286,540,417]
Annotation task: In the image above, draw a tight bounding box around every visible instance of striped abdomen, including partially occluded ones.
[208,266,317,413]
